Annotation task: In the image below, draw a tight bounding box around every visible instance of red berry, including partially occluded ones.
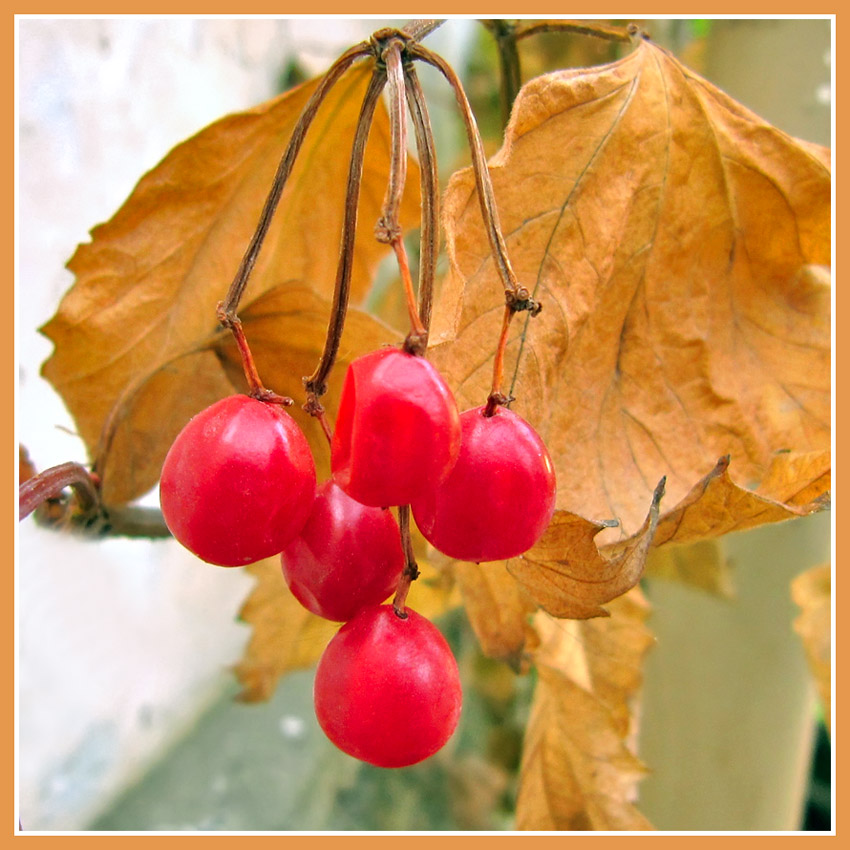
[160,394,316,567]
[331,347,461,507]
[314,604,462,768]
[281,480,405,622]
[411,405,556,562]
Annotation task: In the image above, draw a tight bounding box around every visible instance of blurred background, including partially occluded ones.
[16,16,832,832]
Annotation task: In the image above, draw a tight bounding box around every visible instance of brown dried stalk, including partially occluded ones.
[408,40,538,316]
[513,19,634,43]
[403,62,439,339]
[374,37,428,353]
[219,40,373,322]
[391,505,421,618]
[302,65,388,407]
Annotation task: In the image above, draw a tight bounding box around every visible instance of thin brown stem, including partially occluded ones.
[215,305,292,404]
[375,40,408,246]
[394,238,427,348]
[219,40,372,322]
[302,65,388,405]
[403,63,439,340]
[19,462,99,521]
[316,410,333,445]
[375,40,428,353]
[484,304,516,416]
[392,504,420,618]
[409,42,538,314]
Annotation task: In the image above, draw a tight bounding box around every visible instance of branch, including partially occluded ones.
[19,462,99,521]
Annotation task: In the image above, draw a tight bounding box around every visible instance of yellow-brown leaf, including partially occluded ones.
[651,454,828,548]
[508,478,664,619]
[756,448,831,507]
[432,37,830,542]
[454,560,537,667]
[534,589,653,736]
[644,538,735,597]
[516,590,654,830]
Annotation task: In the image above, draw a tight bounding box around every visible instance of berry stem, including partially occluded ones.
[403,62,439,340]
[392,505,420,618]
[21,458,173,536]
[374,38,428,355]
[302,65,388,410]
[219,40,372,322]
[216,305,293,404]
[301,24,444,422]
[216,39,373,410]
[316,409,334,445]
[393,237,428,351]
[408,41,536,313]
[484,303,516,416]
[374,38,408,246]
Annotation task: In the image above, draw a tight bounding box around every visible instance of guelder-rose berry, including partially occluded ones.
[281,480,405,622]
[160,394,316,567]
[331,347,461,507]
[411,405,556,562]
[313,604,462,768]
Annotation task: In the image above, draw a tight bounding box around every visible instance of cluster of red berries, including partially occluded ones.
[159,345,556,767]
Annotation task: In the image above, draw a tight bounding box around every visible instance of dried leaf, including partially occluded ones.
[617,452,827,595]
[234,558,339,702]
[454,560,537,667]
[791,563,831,733]
[652,454,828,548]
[535,589,653,736]
[482,449,812,620]
[508,478,664,620]
[432,37,830,542]
[41,62,418,505]
[756,448,831,507]
[516,589,654,831]
[644,538,735,597]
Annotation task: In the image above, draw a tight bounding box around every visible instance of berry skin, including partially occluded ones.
[160,394,316,567]
[331,347,461,508]
[313,604,462,768]
[411,405,556,562]
[281,480,405,622]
